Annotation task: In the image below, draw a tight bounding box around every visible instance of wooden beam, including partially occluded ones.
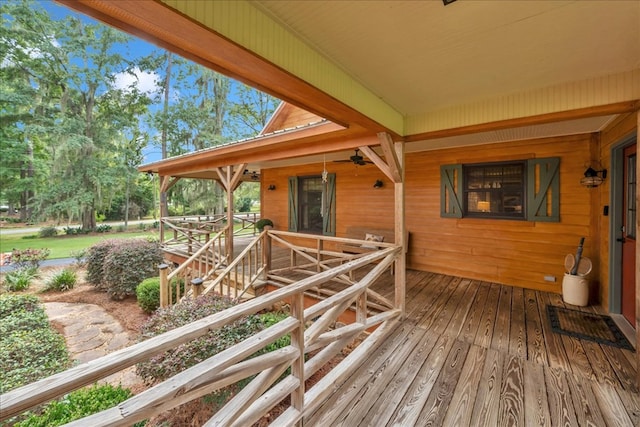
[357,145,395,183]
[405,100,640,143]
[377,132,403,183]
[160,176,180,193]
[56,0,400,138]
[229,163,248,192]
[394,141,406,317]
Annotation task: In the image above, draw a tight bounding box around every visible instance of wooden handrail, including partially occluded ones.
[0,248,399,421]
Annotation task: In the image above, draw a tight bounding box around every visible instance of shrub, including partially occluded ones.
[136,294,262,385]
[85,239,122,290]
[45,268,77,292]
[0,295,71,393]
[95,224,112,233]
[11,248,50,269]
[14,384,138,427]
[63,226,80,235]
[101,239,163,299]
[2,266,39,292]
[38,226,58,238]
[136,277,185,314]
[256,218,273,231]
[69,249,87,268]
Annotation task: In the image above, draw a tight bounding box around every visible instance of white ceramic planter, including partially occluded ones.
[562,273,589,306]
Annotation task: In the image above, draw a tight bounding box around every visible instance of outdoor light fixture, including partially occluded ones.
[373,180,383,188]
[580,167,607,188]
[267,184,276,191]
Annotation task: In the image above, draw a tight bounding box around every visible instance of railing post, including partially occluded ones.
[159,263,169,308]
[291,293,305,423]
[191,277,203,299]
[262,229,271,280]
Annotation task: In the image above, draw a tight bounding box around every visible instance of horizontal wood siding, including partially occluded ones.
[262,103,324,134]
[262,134,599,292]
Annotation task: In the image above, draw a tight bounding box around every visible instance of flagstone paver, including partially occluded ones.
[44,302,141,388]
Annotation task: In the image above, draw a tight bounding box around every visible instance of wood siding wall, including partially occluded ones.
[262,104,323,134]
[262,133,600,294]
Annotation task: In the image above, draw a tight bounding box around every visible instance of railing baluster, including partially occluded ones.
[291,293,305,421]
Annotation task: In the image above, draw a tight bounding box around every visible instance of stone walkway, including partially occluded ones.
[44,302,141,388]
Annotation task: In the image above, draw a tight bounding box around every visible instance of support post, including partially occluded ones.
[291,293,305,424]
[191,277,203,299]
[394,141,406,318]
[159,263,169,308]
[262,229,272,280]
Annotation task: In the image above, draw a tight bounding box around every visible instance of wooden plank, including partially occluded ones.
[522,360,551,427]
[590,381,635,427]
[474,283,501,349]
[441,279,479,339]
[498,355,525,426]
[616,385,640,427]
[598,343,639,393]
[544,366,578,427]
[386,334,455,426]
[490,285,512,353]
[565,369,607,427]
[509,286,527,358]
[304,320,420,425]
[414,340,471,426]
[524,289,547,365]
[580,341,620,388]
[470,348,504,426]
[415,276,461,329]
[536,291,571,371]
[338,328,440,426]
[430,277,472,335]
[442,344,487,426]
[459,281,490,344]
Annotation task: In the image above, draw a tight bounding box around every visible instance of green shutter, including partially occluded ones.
[288,176,298,231]
[440,164,463,218]
[322,173,336,236]
[527,157,560,222]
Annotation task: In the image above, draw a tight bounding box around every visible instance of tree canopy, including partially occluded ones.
[0,0,279,227]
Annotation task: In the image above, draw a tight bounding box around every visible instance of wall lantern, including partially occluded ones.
[580,167,607,188]
[373,180,384,189]
[267,184,276,191]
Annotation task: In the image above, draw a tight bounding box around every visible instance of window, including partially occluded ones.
[441,157,559,222]
[288,173,336,235]
[464,161,525,219]
[298,176,324,233]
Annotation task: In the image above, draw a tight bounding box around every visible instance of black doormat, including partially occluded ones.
[546,305,634,351]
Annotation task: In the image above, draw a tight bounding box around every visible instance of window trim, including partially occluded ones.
[463,160,526,220]
[441,157,560,222]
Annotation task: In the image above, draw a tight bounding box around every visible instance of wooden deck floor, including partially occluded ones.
[305,271,640,426]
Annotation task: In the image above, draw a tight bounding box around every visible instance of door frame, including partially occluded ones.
[609,132,637,319]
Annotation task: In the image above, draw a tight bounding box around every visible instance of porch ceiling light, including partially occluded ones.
[580,167,607,188]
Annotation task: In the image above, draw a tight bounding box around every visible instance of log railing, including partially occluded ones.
[159,227,229,306]
[0,247,402,426]
[161,213,261,256]
[200,229,267,301]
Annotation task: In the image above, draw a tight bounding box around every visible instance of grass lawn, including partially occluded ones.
[0,231,158,259]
